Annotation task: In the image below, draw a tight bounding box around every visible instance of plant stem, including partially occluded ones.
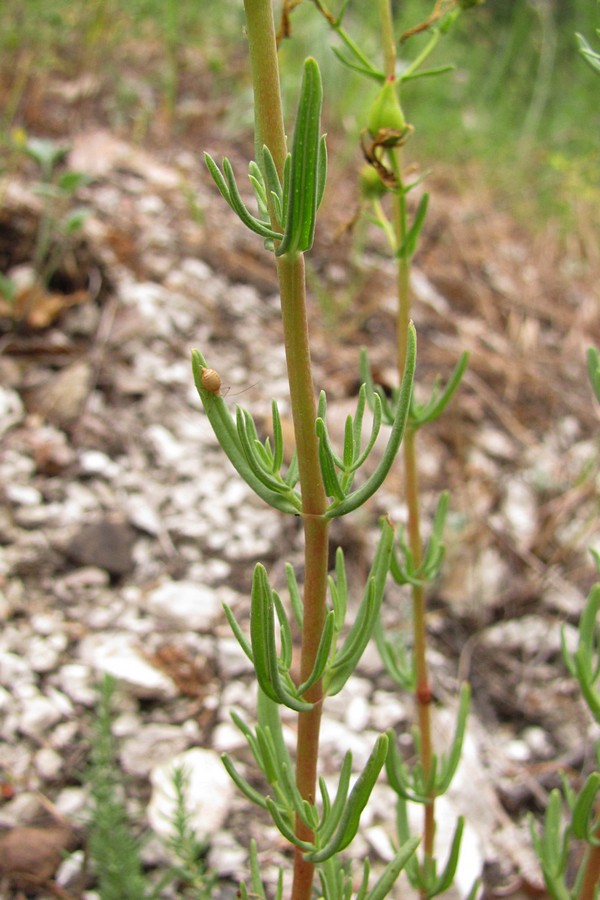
[378,0,396,77]
[579,840,600,900]
[242,4,329,897]
[403,427,435,864]
[375,1,437,877]
[243,0,288,176]
[390,140,436,889]
[278,251,329,900]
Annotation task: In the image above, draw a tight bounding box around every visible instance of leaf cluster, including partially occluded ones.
[359,347,468,433]
[191,323,416,520]
[204,57,326,257]
[223,518,394,718]
[225,702,415,876]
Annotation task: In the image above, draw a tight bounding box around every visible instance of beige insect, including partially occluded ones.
[201,366,257,398]
[201,367,223,395]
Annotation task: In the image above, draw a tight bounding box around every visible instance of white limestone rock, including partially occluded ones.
[148,748,235,843]
[143,580,222,631]
[79,633,177,699]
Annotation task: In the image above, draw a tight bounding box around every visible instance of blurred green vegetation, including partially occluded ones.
[0,0,597,240]
[275,0,600,239]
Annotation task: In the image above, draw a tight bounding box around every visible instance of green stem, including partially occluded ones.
[378,0,396,77]
[403,427,435,865]
[312,0,377,74]
[243,0,288,176]
[242,5,329,898]
[579,839,600,900]
[391,143,436,885]
[277,255,328,900]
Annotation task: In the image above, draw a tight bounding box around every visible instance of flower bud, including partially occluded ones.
[367,77,406,137]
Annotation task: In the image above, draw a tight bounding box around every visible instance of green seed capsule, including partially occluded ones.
[367,77,406,138]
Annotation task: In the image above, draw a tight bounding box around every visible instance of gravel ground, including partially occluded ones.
[0,124,598,898]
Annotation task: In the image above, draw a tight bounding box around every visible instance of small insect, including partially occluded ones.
[201,367,223,395]
[201,366,258,399]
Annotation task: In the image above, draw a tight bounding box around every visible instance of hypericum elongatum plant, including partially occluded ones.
[195,1,419,896]
[298,1,477,895]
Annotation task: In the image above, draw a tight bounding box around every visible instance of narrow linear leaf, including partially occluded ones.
[276,58,324,256]
[366,837,421,900]
[587,346,600,402]
[279,760,319,830]
[257,689,294,781]
[270,191,284,229]
[204,152,232,203]
[327,324,416,518]
[250,564,312,712]
[271,401,285,474]
[230,711,258,752]
[298,610,335,696]
[326,579,376,697]
[249,838,269,898]
[331,46,385,82]
[395,797,420,885]
[285,562,304,629]
[397,192,429,260]
[253,436,274,470]
[577,32,600,73]
[428,816,465,896]
[281,153,291,224]
[221,754,268,810]
[317,751,353,846]
[248,161,268,207]
[319,776,331,824]
[385,730,430,804]
[350,392,383,472]
[192,350,301,514]
[266,798,315,851]
[236,407,295,494]
[400,64,455,82]
[333,546,347,630]
[316,134,328,209]
[352,383,367,450]
[342,415,355,469]
[327,519,394,695]
[262,145,285,203]
[374,622,415,690]
[316,418,346,501]
[222,603,253,662]
[284,449,300,488]
[307,734,389,862]
[356,860,371,900]
[256,726,279,785]
[318,389,327,420]
[571,772,600,842]
[250,563,280,702]
[273,590,293,671]
[437,683,471,794]
[359,347,395,424]
[222,158,284,241]
[413,351,469,429]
